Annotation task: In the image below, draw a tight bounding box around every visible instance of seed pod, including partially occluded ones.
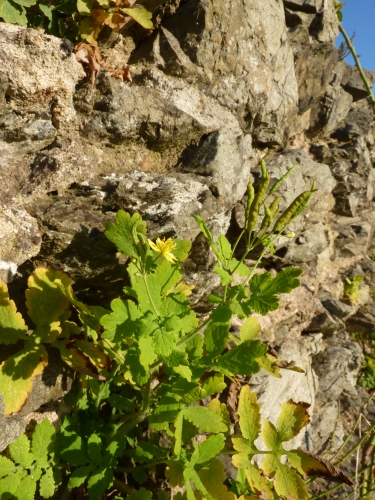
[269,197,280,216]
[272,181,317,233]
[246,173,270,234]
[260,157,268,180]
[245,181,255,220]
[269,164,297,195]
[260,204,273,230]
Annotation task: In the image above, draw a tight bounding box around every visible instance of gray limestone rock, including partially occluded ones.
[132,0,299,146]
[312,340,363,404]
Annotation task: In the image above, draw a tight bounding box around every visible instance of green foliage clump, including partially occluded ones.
[0,0,152,43]
[0,159,352,499]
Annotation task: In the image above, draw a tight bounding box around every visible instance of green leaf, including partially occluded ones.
[204,322,229,357]
[248,267,303,315]
[76,0,92,14]
[173,365,192,381]
[39,468,56,499]
[153,328,176,357]
[126,346,149,386]
[128,264,162,315]
[276,400,310,442]
[240,317,261,342]
[154,259,182,295]
[193,215,215,245]
[0,456,16,478]
[38,2,53,20]
[87,467,113,500]
[69,465,95,488]
[87,434,103,466]
[172,240,191,262]
[217,235,232,262]
[105,211,147,259]
[58,430,88,466]
[183,406,227,433]
[214,266,234,286]
[228,259,250,277]
[0,280,28,344]
[127,488,152,500]
[217,340,266,376]
[190,434,225,465]
[0,0,27,25]
[12,0,36,7]
[138,335,157,369]
[108,394,135,412]
[100,299,141,342]
[121,5,152,28]
[0,469,27,500]
[0,343,48,416]
[31,419,56,464]
[180,374,226,404]
[238,386,261,443]
[14,474,37,500]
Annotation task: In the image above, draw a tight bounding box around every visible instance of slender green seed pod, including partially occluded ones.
[269,163,297,195]
[269,197,280,216]
[260,157,267,180]
[272,184,316,233]
[246,174,270,234]
[260,204,273,230]
[245,181,255,220]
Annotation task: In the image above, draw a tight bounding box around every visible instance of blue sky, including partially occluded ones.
[335,0,375,72]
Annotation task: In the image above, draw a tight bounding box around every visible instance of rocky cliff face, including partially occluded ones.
[1,0,375,474]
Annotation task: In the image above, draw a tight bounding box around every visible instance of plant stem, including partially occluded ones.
[113,478,134,495]
[335,421,375,466]
[142,273,160,317]
[339,23,375,115]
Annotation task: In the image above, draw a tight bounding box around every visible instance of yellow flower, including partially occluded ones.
[148,237,177,263]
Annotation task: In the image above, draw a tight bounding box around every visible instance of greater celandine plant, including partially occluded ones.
[0,159,352,500]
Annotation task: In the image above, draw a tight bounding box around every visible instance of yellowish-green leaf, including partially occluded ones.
[232,452,250,469]
[74,340,110,370]
[262,420,282,453]
[0,280,28,344]
[15,474,38,500]
[208,399,230,436]
[55,341,104,380]
[273,462,308,500]
[121,5,152,29]
[256,353,281,378]
[0,343,47,415]
[26,267,71,342]
[0,469,27,499]
[245,464,273,500]
[238,386,261,443]
[276,400,310,442]
[261,453,279,479]
[77,0,92,15]
[96,0,109,7]
[231,436,256,455]
[194,459,236,500]
[190,434,225,466]
[240,317,261,342]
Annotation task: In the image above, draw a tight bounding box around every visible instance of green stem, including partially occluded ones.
[116,459,171,473]
[339,23,375,115]
[335,422,375,466]
[113,478,134,495]
[142,273,160,317]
